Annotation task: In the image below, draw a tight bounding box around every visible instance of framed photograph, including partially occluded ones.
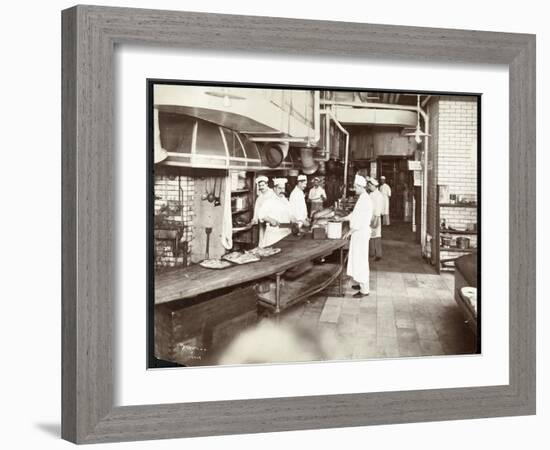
[149,81,482,369]
[62,5,535,444]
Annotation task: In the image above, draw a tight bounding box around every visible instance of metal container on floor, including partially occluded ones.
[456,236,470,249]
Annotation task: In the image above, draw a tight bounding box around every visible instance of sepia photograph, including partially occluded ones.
[149,82,480,368]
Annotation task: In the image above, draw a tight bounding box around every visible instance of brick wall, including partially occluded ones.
[437,96,478,252]
[425,96,478,260]
[437,96,478,204]
[154,167,195,270]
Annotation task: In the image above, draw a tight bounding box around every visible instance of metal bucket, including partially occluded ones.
[327,221,342,239]
[441,236,453,247]
[456,237,470,249]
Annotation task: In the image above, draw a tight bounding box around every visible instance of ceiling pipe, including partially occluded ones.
[239,130,284,134]
[248,137,309,143]
[421,95,432,107]
[421,116,430,256]
[313,90,321,145]
[320,110,350,198]
[325,111,330,160]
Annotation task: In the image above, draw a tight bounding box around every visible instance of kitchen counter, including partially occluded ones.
[155,229,349,305]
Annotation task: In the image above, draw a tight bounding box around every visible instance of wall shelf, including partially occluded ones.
[230,173,257,249]
[434,186,478,273]
[440,229,477,235]
[232,225,252,234]
[440,247,477,253]
[439,203,477,208]
[232,208,250,215]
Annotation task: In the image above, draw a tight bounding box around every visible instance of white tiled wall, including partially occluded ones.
[437,96,478,203]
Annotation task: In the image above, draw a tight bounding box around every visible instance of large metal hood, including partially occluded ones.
[155,110,298,171]
[333,107,417,127]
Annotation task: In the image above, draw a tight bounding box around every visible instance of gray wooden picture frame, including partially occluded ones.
[61,4,536,444]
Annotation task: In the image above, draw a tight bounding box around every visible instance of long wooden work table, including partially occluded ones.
[155,230,350,312]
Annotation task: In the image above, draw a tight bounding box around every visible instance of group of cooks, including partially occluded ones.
[250,174,327,248]
[250,173,392,298]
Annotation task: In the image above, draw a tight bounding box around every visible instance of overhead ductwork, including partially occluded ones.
[332,108,417,127]
[153,108,168,164]
[156,110,298,171]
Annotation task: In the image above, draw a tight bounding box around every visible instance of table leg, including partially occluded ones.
[275,271,283,314]
[339,247,345,297]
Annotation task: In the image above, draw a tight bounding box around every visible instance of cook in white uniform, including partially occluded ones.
[341,174,373,298]
[308,177,327,216]
[368,177,384,260]
[379,175,392,225]
[257,177,294,247]
[289,174,310,228]
[251,175,276,246]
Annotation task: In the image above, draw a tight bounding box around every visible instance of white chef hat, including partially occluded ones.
[368,177,379,187]
[273,177,288,187]
[354,174,367,187]
[255,175,268,184]
[380,175,386,180]
[297,174,307,182]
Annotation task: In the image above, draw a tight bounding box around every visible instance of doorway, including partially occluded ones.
[377,156,414,223]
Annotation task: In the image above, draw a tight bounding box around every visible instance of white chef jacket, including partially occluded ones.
[289,186,308,223]
[252,188,276,223]
[257,194,293,247]
[308,186,327,203]
[369,189,384,239]
[253,188,276,247]
[379,183,392,216]
[346,192,373,284]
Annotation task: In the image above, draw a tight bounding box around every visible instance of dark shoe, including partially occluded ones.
[351,284,360,290]
[353,291,369,298]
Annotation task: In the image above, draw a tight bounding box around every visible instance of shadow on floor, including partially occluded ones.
[382,221,417,243]
[35,423,60,438]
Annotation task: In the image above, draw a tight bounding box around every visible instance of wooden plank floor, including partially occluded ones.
[275,228,476,360]
[166,222,477,366]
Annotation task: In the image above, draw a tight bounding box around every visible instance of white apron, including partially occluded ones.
[258,194,292,248]
[379,183,391,216]
[253,189,276,247]
[369,189,384,239]
[308,186,326,216]
[346,192,373,284]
